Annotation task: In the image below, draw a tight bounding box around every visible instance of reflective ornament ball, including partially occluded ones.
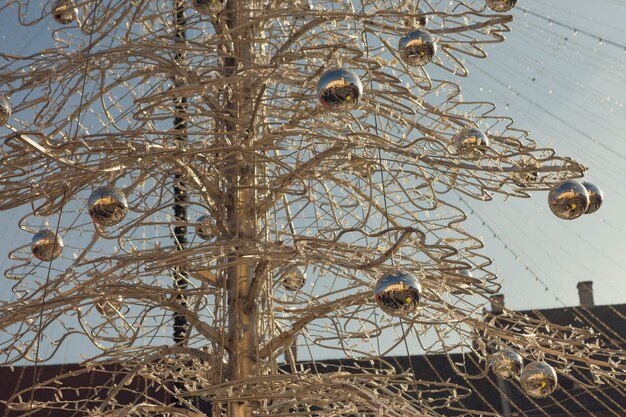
[192,0,225,15]
[195,215,217,241]
[374,271,421,317]
[95,296,124,317]
[52,0,78,25]
[582,182,603,214]
[88,186,129,227]
[548,180,590,220]
[491,349,523,380]
[453,127,490,154]
[31,229,63,262]
[317,69,363,112]
[520,361,558,399]
[486,0,518,12]
[0,96,11,125]
[398,29,436,67]
[281,266,306,292]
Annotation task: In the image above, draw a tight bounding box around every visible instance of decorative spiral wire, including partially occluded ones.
[0,1,623,416]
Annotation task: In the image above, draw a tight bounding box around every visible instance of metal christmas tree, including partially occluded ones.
[0,1,620,416]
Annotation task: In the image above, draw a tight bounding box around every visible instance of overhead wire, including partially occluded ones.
[525,0,626,36]
[465,48,626,178]
[518,6,626,51]
[0,2,625,416]
[465,57,626,200]
[450,8,623,304]
[27,1,106,414]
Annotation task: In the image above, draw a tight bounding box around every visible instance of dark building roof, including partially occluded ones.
[0,363,168,417]
[318,351,625,417]
[1,303,625,417]
[366,302,626,416]
[520,303,626,349]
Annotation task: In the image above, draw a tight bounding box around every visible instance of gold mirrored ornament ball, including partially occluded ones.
[582,182,603,214]
[491,349,523,380]
[195,215,217,241]
[31,229,64,262]
[548,180,590,220]
[192,0,225,15]
[520,361,558,399]
[95,296,124,317]
[374,271,421,317]
[485,0,518,12]
[281,266,306,292]
[453,127,490,155]
[88,186,129,227]
[398,29,436,67]
[0,96,11,125]
[317,69,363,112]
[52,0,78,25]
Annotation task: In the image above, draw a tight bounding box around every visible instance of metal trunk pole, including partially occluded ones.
[223,1,258,417]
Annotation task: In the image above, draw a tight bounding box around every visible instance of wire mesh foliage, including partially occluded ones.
[0,0,623,416]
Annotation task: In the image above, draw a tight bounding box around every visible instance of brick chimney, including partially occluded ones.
[577,281,594,308]
[490,294,505,314]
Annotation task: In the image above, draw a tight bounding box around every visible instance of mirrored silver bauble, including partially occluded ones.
[582,182,603,214]
[281,266,306,292]
[95,296,124,317]
[192,0,225,15]
[485,0,518,12]
[31,229,63,262]
[0,96,11,125]
[374,271,421,317]
[195,215,217,241]
[398,29,436,67]
[548,180,590,220]
[491,349,523,380]
[87,186,129,226]
[317,69,363,112]
[520,361,558,399]
[453,127,490,154]
[52,0,78,25]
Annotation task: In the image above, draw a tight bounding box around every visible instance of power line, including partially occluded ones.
[520,7,626,51]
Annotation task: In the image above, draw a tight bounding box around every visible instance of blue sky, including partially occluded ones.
[0,0,625,364]
[456,0,626,309]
